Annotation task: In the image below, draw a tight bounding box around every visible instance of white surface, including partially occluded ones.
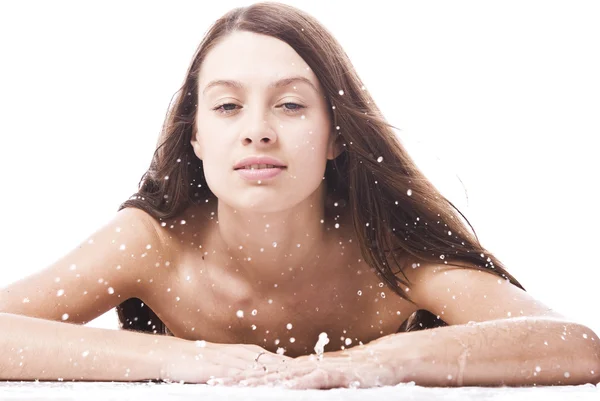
[0,382,599,401]
[0,0,599,340]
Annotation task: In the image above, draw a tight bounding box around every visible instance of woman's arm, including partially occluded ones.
[219,316,600,389]
[0,312,289,382]
[365,316,600,386]
[0,312,163,381]
[0,207,171,381]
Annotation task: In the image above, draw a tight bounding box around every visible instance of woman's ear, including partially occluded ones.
[327,132,344,160]
[190,132,203,161]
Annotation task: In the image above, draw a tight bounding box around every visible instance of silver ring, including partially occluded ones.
[255,351,266,363]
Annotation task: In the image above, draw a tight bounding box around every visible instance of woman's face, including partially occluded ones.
[191,31,337,213]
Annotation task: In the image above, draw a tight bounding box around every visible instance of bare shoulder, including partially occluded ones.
[0,206,175,324]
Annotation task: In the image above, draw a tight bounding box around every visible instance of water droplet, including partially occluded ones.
[56,289,64,297]
[268,299,273,304]
[380,292,386,298]
[82,350,90,357]
[535,366,541,372]
[377,156,383,163]
[119,244,126,251]
[289,337,296,343]
[338,90,344,95]
[564,371,570,378]
[357,290,362,296]
[272,242,278,248]
[107,287,114,295]
[345,338,352,346]
[251,309,258,316]
[286,323,293,330]
[251,324,257,330]
[22,297,30,303]
[334,223,340,229]
[407,189,413,196]
[69,264,77,271]
[314,332,330,359]
[61,313,69,321]
[439,254,445,260]
[236,310,244,318]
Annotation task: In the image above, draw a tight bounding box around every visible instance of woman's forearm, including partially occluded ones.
[368,317,600,386]
[0,312,165,381]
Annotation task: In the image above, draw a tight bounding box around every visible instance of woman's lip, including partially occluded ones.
[235,167,285,180]
[233,156,287,169]
[234,166,287,170]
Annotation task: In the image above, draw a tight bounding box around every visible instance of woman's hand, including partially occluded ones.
[158,338,291,384]
[215,341,413,389]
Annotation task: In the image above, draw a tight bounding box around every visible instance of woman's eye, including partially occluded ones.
[212,103,305,115]
[281,103,304,113]
[213,103,239,114]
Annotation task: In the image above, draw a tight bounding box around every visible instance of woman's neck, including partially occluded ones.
[207,185,351,284]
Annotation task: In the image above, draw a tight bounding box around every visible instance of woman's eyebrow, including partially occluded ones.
[202,76,319,96]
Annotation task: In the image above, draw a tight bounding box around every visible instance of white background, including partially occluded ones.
[0,0,598,336]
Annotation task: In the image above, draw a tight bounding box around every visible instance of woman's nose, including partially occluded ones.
[241,115,278,146]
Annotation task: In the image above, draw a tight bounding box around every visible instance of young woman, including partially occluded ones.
[0,2,598,389]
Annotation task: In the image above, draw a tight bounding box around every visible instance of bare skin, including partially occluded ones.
[140,199,419,358]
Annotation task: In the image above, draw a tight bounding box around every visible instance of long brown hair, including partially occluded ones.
[116,2,524,335]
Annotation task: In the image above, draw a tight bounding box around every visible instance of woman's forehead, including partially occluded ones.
[198,32,320,96]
